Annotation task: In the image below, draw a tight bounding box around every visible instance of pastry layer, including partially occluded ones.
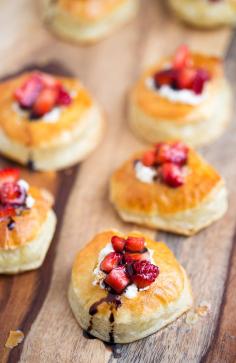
[68,230,193,343]
[168,0,236,28]
[43,0,138,43]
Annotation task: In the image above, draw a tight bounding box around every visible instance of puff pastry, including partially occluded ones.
[0,168,56,274]
[110,141,228,236]
[129,46,233,146]
[42,0,138,44]
[168,0,236,28]
[68,230,193,343]
[0,71,105,171]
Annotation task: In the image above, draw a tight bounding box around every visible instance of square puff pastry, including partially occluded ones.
[68,230,193,343]
[0,188,56,274]
[168,0,236,29]
[0,72,105,171]
[42,0,138,44]
[129,53,233,146]
[110,146,228,236]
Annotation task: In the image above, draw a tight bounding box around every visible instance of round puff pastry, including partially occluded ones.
[0,72,105,171]
[0,181,56,274]
[168,0,236,29]
[68,230,193,343]
[110,143,228,236]
[129,53,233,146]
[42,0,138,44]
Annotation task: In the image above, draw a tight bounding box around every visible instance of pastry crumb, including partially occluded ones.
[185,311,199,325]
[195,301,211,317]
[5,330,24,349]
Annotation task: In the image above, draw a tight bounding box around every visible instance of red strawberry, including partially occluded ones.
[155,142,188,166]
[160,163,185,188]
[111,235,126,252]
[142,150,156,167]
[125,236,145,252]
[14,74,44,108]
[132,260,159,289]
[57,87,72,106]
[173,44,192,70]
[0,168,19,186]
[100,252,122,273]
[0,182,26,206]
[191,69,210,95]
[105,266,130,294]
[124,251,150,264]
[32,88,58,116]
[0,206,16,220]
[37,72,61,89]
[153,69,178,88]
[177,67,197,89]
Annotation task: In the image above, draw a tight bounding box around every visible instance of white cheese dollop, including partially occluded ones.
[17,179,35,209]
[135,161,157,184]
[146,77,207,105]
[42,107,61,123]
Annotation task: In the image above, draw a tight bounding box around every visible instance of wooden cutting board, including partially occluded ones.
[0,1,236,362]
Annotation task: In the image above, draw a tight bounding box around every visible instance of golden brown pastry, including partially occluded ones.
[110,141,228,236]
[0,71,105,171]
[0,168,56,274]
[68,230,193,343]
[168,0,236,28]
[42,0,139,44]
[129,45,233,146]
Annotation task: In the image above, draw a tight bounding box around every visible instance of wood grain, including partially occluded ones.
[0,0,235,362]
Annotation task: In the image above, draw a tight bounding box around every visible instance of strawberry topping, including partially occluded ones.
[153,45,210,95]
[132,260,159,289]
[14,72,72,118]
[105,266,130,294]
[111,235,126,252]
[100,252,122,273]
[160,163,185,188]
[0,168,19,186]
[0,182,26,206]
[155,142,189,166]
[0,206,16,220]
[124,251,150,264]
[125,236,145,252]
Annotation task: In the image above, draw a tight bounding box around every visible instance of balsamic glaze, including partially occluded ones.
[7,218,16,231]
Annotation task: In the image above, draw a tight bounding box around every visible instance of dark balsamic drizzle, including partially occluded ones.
[7,217,16,231]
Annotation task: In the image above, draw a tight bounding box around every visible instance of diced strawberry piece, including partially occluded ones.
[14,74,44,108]
[141,150,156,167]
[32,88,58,116]
[0,168,19,186]
[160,163,185,188]
[124,251,150,264]
[56,87,72,106]
[105,266,130,294]
[191,69,211,95]
[177,67,197,89]
[125,236,145,252]
[173,44,193,70]
[0,182,26,206]
[153,69,178,88]
[132,260,159,289]
[111,235,126,252]
[0,206,16,220]
[37,72,61,89]
[100,252,122,273]
[155,142,188,166]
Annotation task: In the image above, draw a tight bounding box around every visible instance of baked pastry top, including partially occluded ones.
[0,71,92,148]
[111,141,221,215]
[131,46,223,122]
[69,230,192,342]
[0,168,54,250]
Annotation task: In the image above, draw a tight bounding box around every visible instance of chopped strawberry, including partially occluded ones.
[105,266,130,294]
[155,142,188,166]
[14,74,44,108]
[124,251,150,264]
[142,150,156,167]
[57,87,72,106]
[0,206,16,220]
[125,236,145,252]
[160,163,185,188]
[111,235,126,253]
[37,72,61,89]
[177,67,197,89]
[32,88,58,116]
[100,252,122,273]
[153,69,178,88]
[191,69,210,95]
[0,168,19,186]
[173,44,192,70]
[132,260,159,289]
[0,182,26,206]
